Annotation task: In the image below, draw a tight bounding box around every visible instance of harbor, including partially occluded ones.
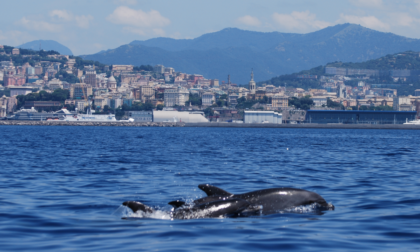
[2,120,420,129]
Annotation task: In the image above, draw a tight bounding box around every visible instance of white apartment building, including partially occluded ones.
[393,96,413,111]
[164,87,189,107]
[202,92,215,106]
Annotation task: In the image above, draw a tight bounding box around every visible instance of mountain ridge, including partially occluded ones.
[17,40,73,56]
[82,24,420,84]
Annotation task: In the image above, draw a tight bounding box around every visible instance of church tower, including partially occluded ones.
[249,69,256,94]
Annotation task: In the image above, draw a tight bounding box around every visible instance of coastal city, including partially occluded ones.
[1,45,420,125]
[3,1,420,251]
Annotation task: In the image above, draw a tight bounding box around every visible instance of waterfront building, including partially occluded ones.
[393,96,414,111]
[153,111,208,123]
[128,111,153,122]
[23,101,61,109]
[305,110,416,124]
[244,111,283,124]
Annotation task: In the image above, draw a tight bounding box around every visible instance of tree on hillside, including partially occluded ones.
[289,96,314,110]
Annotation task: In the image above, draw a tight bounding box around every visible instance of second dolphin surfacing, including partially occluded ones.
[122,184,334,219]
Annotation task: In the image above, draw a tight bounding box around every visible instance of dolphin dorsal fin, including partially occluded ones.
[198,184,232,197]
[168,200,185,208]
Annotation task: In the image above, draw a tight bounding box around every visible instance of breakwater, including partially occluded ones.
[2,120,420,129]
[0,121,183,127]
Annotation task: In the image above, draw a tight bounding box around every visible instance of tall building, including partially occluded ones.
[4,74,26,87]
[210,79,219,87]
[133,86,155,103]
[70,84,93,99]
[85,67,97,87]
[164,87,189,107]
[249,70,256,94]
[26,67,35,75]
[34,66,43,75]
[337,84,346,98]
[154,65,165,74]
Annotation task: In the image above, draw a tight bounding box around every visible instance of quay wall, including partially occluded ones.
[1,121,420,129]
[0,121,183,127]
[185,122,420,130]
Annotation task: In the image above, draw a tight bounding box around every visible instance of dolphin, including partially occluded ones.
[123,198,262,220]
[194,184,334,214]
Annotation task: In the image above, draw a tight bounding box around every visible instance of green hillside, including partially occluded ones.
[260,51,420,96]
[327,51,420,70]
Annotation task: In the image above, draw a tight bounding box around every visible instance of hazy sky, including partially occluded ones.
[2,0,420,55]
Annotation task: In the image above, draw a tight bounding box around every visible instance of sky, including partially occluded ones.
[2,0,420,55]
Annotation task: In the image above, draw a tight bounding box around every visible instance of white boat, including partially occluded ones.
[61,106,117,122]
[404,119,420,125]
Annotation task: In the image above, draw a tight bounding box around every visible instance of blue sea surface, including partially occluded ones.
[0,126,419,251]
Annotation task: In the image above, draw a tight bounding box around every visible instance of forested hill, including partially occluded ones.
[259,51,420,95]
[326,51,420,70]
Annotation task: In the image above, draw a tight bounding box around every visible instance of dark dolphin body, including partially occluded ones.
[123,198,261,220]
[122,184,334,219]
[194,184,334,214]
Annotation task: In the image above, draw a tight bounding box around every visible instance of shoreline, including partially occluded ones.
[1,120,420,129]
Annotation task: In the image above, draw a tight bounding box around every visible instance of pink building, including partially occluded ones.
[189,74,204,84]
[4,74,26,87]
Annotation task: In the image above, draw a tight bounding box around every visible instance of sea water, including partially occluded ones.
[0,126,419,251]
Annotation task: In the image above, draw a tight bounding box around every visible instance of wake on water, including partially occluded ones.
[114,200,330,220]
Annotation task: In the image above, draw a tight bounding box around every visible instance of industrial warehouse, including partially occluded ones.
[305,110,417,124]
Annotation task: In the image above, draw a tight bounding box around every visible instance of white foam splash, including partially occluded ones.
[283,203,322,214]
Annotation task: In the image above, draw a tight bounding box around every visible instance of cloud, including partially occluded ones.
[114,0,137,5]
[349,0,383,8]
[50,10,73,21]
[107,6,170,27]
[236,15,262,27]
[75,15,94,29]
[0,30,34,45]
[272,11,331,31]
[17,17,61,32]
[389,12,420,27]
[338,14,390,30]
[50,10,93,29]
